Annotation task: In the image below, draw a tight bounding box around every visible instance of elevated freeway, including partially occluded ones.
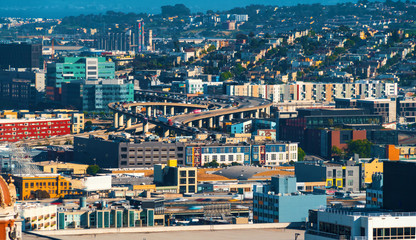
[108,91,272,136]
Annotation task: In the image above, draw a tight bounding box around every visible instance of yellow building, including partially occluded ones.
[154,159,197,194]
[35,161,89,175]
[361,158,383,185]
[0,110,18,119]
[11,174,76,200]
[53,110,85,134]
[132,184,156,191]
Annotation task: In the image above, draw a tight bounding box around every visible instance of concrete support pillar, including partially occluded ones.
[170,107,175,116]
[209,118,213,129]
[228,114,233,121]
[126,116,132,128]
[119,114,124,127]
[153,108,157,117]
[240,112,244,119]
[184,108,188,113]
[131,106,137,114]
[114,112,119,128]
[265,107,270,116]
[218,116,224,128]
[163,128,169,137]
[146,107,152,116]
[198,120,202,128]
[187,122,192,127]
[143,122,149,133]
[163,105,167,115]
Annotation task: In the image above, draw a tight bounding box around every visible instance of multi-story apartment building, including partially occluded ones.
[0,70,45,110]
[57,208,146,229]
[306,208,416,240]
[0,118,71,142]
[227,81,397,103]
[366,173,383,208]
[253,176,327,223]
[61,79,134,111]
[18,203,58,231]
[154,159,197,194]
[398,98,416,122]
[19,110,84,134]
[335,98,397,123]
[46,57,115,101]
[73,136,187,168]
[185,142,298,167]
[11,174,76,200]
[295,160,361,192]
[0,43,42,70]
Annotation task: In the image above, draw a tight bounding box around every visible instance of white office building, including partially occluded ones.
[306,208,416,240]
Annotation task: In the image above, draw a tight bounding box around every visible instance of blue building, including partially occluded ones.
[61,78,134,111]
[253,176,327,223]
[46,57,115,101]
[230,119,276,134]
[57,208,145,229]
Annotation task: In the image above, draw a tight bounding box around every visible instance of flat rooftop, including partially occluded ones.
[24,228,305,240]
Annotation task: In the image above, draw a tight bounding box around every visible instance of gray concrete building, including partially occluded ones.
[295,160,360,192]
[73,136,186,168]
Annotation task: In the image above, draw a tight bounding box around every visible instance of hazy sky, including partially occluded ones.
[0,0,356,18]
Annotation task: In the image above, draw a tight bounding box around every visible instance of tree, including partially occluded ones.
[205,160,219,168]
[298,147,306,161]
[87,165,100,175]
[220,71,233,81]
[231,162,242,166]
[331,146,345,159]
[85,120,93,131]
[339,25,351,32]
[32,190,50,199]
[207,45,216,52]
[347,139,372,158]
[161,4,190,17]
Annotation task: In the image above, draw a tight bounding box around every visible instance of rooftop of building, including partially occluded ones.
[297,108,373,117]
[213,166,294,181]
[321,207,416,218]
[34,161,88,167]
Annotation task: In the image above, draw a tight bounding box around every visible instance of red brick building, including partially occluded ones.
[0,118,70,142]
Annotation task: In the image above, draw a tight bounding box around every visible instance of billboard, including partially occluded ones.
[83,175,112,191]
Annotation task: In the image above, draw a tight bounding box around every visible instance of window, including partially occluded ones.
[372,227,415,240]
[327,171,332,178]
[348,170,354,176]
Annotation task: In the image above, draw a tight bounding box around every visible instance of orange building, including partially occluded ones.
[10,174,76,200]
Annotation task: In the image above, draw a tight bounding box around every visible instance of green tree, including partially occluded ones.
[87,165,100,175]
[347,139,372,158]
[207,45,217,52]
[331,146,344,158]
[339,25,351,32]
[205,160,219,168]
[298,147,306,161]
[220,71,233,81]
[85,120,93,131]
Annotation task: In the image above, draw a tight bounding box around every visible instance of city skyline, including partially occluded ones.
[2,0,360,18]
